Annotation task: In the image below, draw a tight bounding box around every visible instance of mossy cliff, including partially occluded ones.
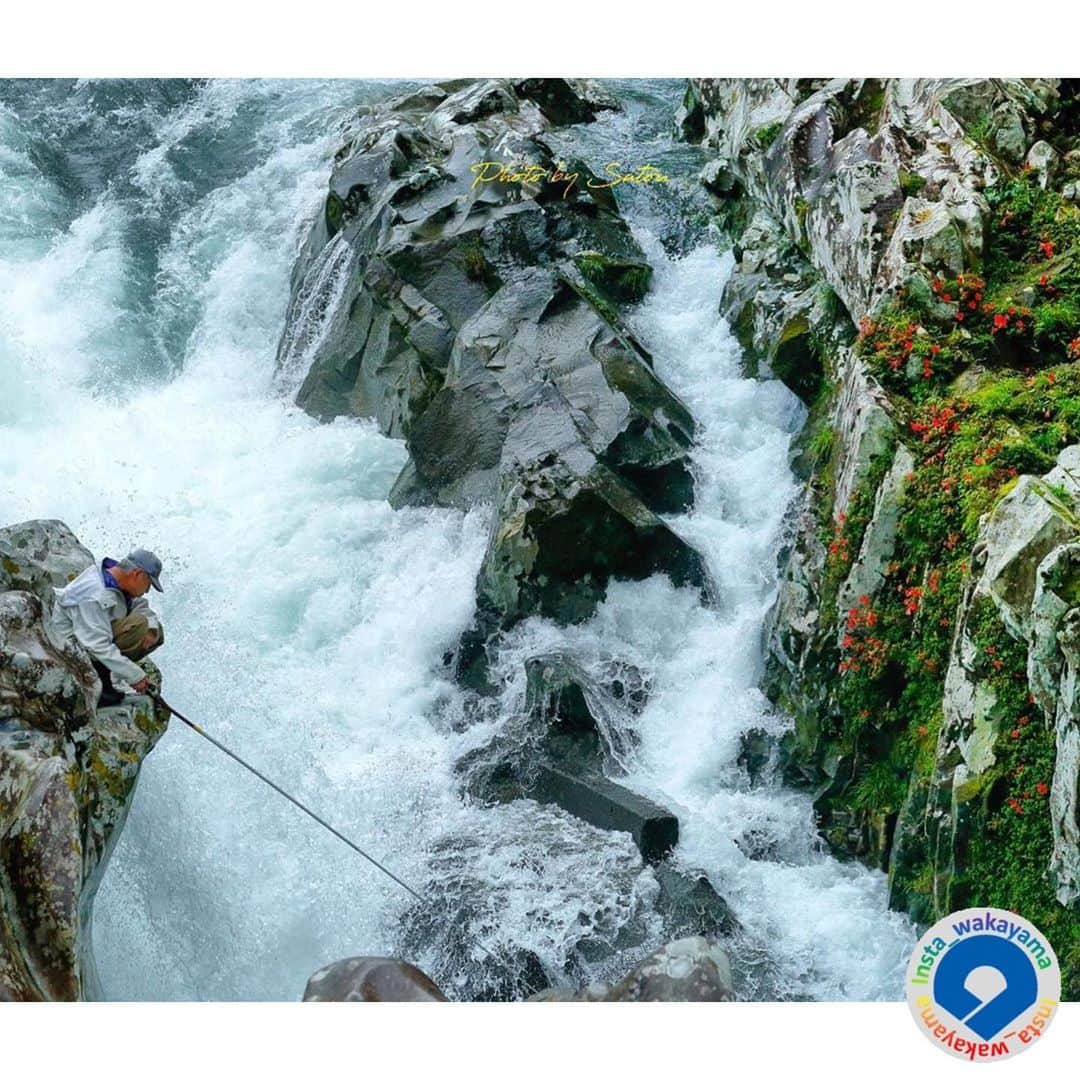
[680,78,1080,995]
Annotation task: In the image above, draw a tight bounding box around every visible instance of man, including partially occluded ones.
[50,548,165,707]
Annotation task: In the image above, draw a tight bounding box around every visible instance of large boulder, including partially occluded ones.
[303,957,448,1002]
[388,268,696,515]
[278,78,709,657]
[0,520,168,1001]
[0,519,95,605]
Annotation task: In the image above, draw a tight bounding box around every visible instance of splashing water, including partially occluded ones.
[0,78,917,1000]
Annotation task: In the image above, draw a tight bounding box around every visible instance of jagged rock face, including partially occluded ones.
[684,78,1036,325]
[0,520,168,1001]
[277,77,645,439]
[687,79,1080,956]
[388,267,695,514]
[477,457,710,634]
[280,77,707,646]
[889,445,1080,918]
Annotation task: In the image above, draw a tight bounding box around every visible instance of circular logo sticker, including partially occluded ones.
[907,906,1060,1062]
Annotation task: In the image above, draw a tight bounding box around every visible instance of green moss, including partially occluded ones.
[570,274,620,328]
[957,607,1080,997]
[325,192,345,238]
[899,170,926,199]
[754,120,784,151]
[794,196,810,236]
[460,237,491,282]
[800,171,1080,991]
[574,250,653,303]
[807,424,834,464]
[1,557,18,575]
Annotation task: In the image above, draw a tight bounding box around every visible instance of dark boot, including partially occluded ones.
[92,659,125,708]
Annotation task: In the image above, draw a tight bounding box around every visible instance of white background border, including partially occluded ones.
[2,2,1078,1075]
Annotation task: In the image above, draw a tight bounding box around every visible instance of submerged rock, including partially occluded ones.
[0,520,168,1001]
[527,936,735,1002]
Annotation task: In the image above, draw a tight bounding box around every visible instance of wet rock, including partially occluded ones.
[278,78,651,439]
[528,762,678,864]
[653,862,740,938]
[736,727,774,786]
[528,936,735,1002]
[388,267,695,515]
[281,78,709,676]
[475,456,711,635]
[303,957,448,1002]
[457,651,647,805]
[0,521,168,1001]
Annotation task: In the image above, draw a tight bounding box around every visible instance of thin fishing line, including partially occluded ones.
[152,693,542,998]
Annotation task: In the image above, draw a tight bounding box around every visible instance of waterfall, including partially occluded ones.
[0,77,917,1001]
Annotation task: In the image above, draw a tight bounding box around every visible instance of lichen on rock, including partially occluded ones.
[0,519,169,1001]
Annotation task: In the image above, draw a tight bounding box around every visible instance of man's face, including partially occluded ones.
[130,569,152,597]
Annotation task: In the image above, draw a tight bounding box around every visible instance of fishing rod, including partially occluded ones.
[151,690,541,999]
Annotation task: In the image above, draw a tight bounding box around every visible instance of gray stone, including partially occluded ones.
[0,520,94,611]
[1049,611,1080,907]
[528,763,679,863]
[303,957,448,1002]
[972,443,1080,641]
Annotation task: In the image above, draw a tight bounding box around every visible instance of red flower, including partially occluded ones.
[1011,728,1021,739]
[1040,239,1056,259]
[1036,782,1049,797]
[1019,715,1030,726]
[918,725,928,736]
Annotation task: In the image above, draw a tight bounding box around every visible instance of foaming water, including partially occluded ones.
[482,234,919,999]
[0,79,666,1001]
[0,79,918,1000]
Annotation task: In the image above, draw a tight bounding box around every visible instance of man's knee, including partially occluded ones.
[111,614,151,659]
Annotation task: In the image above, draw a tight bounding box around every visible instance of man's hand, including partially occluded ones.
[131,677,152,694]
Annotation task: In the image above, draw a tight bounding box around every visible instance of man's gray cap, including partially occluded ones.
[127,548,164,592]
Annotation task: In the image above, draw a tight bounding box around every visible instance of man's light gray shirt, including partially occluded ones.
[49,563,161,685]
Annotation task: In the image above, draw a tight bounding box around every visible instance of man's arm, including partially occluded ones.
[68,600,148,686]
